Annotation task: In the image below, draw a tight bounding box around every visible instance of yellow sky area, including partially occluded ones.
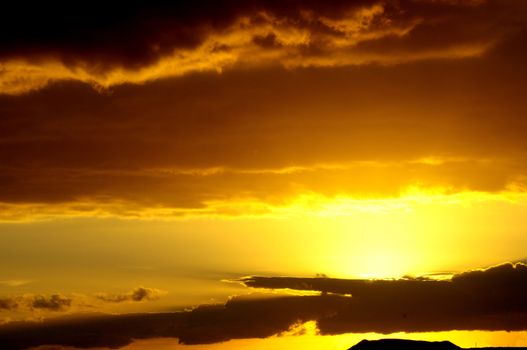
[103,322,527,350]
[1,188,526,283]
[253,188,527,278]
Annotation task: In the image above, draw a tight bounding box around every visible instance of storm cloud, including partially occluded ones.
[1,0,526,94]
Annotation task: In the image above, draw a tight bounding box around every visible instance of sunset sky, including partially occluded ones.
[1,1,527,349]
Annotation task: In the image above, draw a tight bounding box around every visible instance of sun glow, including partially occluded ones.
[116,328,527,350]
[272,189,527,279]
[3,188,527,280]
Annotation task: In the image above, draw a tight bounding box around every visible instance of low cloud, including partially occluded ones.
[0,286,164,315]
[1,263,527,350]
[29,295,72,312]
[243,262,527,334]
[95,287,165,303]
[0,298,18,311]
[0,295,72,312]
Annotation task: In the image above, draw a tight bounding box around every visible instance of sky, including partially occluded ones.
[1,0,527,349]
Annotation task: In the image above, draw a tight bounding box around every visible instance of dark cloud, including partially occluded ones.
[252,33,283,49]
[0,299,18,311]
[0,287,163,317]
[243,263,527,303]
[0,1,378,93]
[0,0,408,67]
[95,286,164,303]
[0,294,352,349]
[243,263,527,334]
[1,263,527,350]
[1,0,526,94]
[29,295,72,312]
[1,0,523,62]
[354,0,527,56]
[0,295,72,313]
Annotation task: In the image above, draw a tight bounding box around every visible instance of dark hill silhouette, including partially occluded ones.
[348,339,527,350]
[349,339,460,350]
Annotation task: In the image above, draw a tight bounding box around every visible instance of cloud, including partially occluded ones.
[95,287,165,303]
[242,262,527,334]
[1,57,527,220]
[0,295,73,313]
[0,298,18,311]
[0,294,349,349]
[242,263,527,306]
[1,1,527,220]
[1,263,527,350]
[0,287,164,316]
[1,0,525,94]
[0,280,33,288]
[29,295,72,312]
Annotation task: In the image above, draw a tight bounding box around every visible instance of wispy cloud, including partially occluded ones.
[0,280,33,287]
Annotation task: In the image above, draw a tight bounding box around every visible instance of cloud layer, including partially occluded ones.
[1,0,527,219]
[1,263,526,349]
[1,58,527,220]
[1,0,526,94]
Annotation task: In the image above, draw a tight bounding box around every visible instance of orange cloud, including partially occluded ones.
[1,0,527,220]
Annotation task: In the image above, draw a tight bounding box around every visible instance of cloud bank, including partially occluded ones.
[1,263,526,350]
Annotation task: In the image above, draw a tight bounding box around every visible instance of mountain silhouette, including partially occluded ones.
[348,339,527,350]
[349,339,460,350]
